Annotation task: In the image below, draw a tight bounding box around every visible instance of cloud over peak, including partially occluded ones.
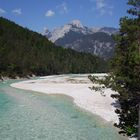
[12,9,22,15]
[45,10,55,17]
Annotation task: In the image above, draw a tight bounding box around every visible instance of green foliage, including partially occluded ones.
[0,17,108,78]
[89,0,140,136]
[113,0,140,135]
[88,74,111,96]
[110,0,140,136]
[88,74,112,88]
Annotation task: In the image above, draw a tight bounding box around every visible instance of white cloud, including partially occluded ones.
[56,2,68,14]
[96,0,106,9]
[61,3,68,13]
[96,0,106,15]
[91,0,113,16]
[0,8,6,15]
[45,10,55,17]
[12,9,22,15]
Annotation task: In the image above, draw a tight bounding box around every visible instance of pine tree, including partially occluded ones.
[112,0,140,136]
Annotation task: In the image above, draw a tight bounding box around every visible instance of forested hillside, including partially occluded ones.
[0,17,108,78]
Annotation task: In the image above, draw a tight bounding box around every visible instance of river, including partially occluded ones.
[0,77,127,140]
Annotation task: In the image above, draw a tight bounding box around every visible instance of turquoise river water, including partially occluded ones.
[0,79,127,140]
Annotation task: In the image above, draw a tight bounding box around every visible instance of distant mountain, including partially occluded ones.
[43,20,118,59]
[43,20,94,42]
[98,27,119,35]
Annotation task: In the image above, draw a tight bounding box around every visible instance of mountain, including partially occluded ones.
[43,20,118,59]
[98,27,119,35]
[43,20,94,42]
[0,17,108,78]
[55,31,116,59]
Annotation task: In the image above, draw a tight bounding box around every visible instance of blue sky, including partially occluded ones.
[0,0,128,33]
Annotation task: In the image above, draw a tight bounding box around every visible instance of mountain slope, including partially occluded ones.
[0,17,108,78]
[44,20,118,59]
[55,32,115,59]
[98,27,119,35]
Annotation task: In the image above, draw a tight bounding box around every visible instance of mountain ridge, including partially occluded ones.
[43,20,118,59]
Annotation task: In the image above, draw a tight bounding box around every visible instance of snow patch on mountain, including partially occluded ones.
[49,24,72,42]
[70,20,84,28]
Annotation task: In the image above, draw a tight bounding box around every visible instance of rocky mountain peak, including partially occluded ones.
[70,20,84,28]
